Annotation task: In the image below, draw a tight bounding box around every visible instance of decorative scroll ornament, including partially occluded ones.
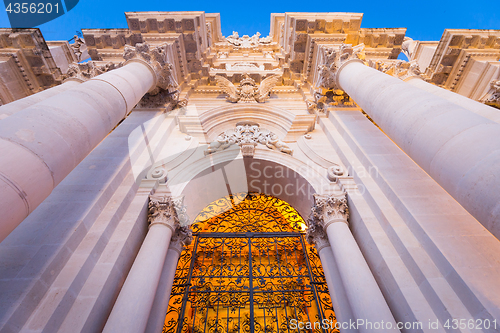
[308,193,349,230]
[63,61,122,81]
[369,59,422,81]
[484,79,500,109]
[225,31,272,48]
[205,122,293,155]
[148,195,179,229]
[123,42,178,95]
[215,74,281,103]
[316,43,365,90]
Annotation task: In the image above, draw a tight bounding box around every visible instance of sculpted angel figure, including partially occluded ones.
[214,74,281,103]
[266,134,293,155]
[204,133,232,155]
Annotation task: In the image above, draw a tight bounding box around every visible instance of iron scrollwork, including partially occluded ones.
[163,193,339,333]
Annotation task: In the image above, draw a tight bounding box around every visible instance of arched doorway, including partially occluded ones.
[162,193,338,333]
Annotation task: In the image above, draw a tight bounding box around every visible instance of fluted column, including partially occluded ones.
[0,43,177,243]
[104,195,191,333]
[317,44,500,239]
[145,229,190,333]
[306,224,357,332]
[310,193,399,332]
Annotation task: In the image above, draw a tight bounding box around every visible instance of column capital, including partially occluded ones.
[169,226,193,255]
[316,43,366,90]
[368,59,423,82]
[305,218,331,253]
[123,42,178,95]
[63,61,123,82]
[310,193,349,230]
[148,195,178,232]
[484,79,500,109]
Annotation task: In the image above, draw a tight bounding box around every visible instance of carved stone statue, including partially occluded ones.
[205,123,293,155]
[214,73,281,103]
[70,35,86,62]
[64,61,122,81]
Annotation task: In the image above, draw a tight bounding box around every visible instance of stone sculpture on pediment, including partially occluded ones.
[205,123,293,155]
[215,74,281,103]
[369,59,422,81]
[70,35,86,62]
[64,61,122,81]
[225,31,274,48]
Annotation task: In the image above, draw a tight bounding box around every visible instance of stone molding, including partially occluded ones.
[205,122,293,155]
[63,61,123,82]
[308,193,349,230]
[316,43,365,90]
[123,42,178,95]
[368,59,422,81]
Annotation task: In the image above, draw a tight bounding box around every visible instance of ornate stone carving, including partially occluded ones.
[401,37,418,60]
[172,196,190,227]
[138,88,188,109]
[308,193,349,230]
[369,59,422,81]
[484,79,500,109]
[214,74,281,103]
[316,43,365,90]
[123,42,178,95]
[205,122,293,155]
[306,216,331,252]
[225,31,272,48]
[64,61,122,81]
[312,88,356,112]
[206,22,213,47]
[148,195,179,231]
[327,165,345,182]
[70,35,86,62]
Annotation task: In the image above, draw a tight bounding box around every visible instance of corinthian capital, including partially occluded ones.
[148,195,179,231]
[123,42,178,95]
[369,59,422,81]
[306,217,331,252]
[64,61,122,82]
[316,43,365,90]
[484,79,500,108]
[309,193,349,230]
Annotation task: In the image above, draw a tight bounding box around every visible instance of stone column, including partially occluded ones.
[0,79,81,120]
[310,193,399,332]
[145,231,188,333]
[368,59,500,124]
[406,77,500,124]
[0,43,177,243]
[306,224,357,332]
[103,195,191,333]
[317,44,500,239]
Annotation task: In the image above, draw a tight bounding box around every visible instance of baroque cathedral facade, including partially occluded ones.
[0,11,500,333]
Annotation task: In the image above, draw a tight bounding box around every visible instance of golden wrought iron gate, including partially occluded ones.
[163,193,338,333]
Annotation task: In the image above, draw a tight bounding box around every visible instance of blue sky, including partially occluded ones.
[1,0,499,43]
